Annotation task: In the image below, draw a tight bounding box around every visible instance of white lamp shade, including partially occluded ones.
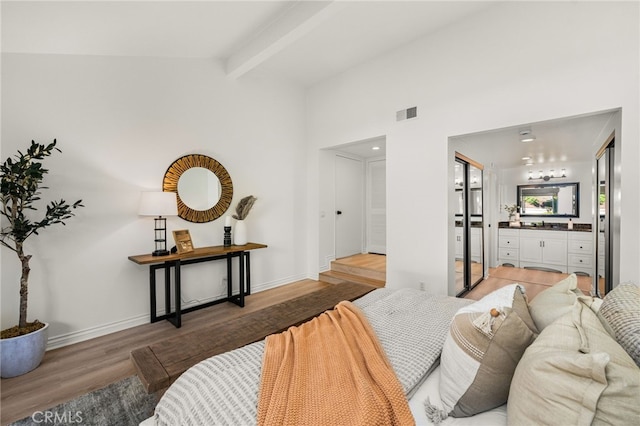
[138,192,178,216]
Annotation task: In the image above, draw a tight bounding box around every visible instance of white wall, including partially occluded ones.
[1,54,308,347]
[306,1,640,294]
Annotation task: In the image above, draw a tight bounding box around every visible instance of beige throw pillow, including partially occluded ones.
[598,283,640,367]
[438,285,538,418]
[508,301,640,425]
[528,273,582,331]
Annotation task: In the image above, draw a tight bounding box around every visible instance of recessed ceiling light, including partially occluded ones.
[372,146,380,150]
[519,129,536,143]
[522,156,531,160]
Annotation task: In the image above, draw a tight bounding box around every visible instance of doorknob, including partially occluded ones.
[336,210,343,215]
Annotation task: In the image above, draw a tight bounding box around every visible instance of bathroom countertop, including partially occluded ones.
[497,221,592,232]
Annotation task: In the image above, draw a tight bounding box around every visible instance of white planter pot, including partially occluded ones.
[1,322,49,378]
[234,220,248,245]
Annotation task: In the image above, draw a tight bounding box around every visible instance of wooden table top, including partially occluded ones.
[128,243,267,265]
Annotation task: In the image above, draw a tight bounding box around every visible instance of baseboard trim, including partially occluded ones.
[46,314,149,351]
[320,255,335,273]
[46,275,308,350]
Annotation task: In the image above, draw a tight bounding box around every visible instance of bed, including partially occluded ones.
[142,278,640,425]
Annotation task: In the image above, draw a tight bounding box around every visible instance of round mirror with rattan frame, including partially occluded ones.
[163,154,233,223]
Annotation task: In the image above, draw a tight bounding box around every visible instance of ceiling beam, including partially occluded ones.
[225,1,346,80]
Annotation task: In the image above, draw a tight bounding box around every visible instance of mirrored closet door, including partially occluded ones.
[596,134,615,296]
[454,153,484,295]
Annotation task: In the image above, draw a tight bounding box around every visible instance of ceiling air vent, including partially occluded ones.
[396,106,417,121]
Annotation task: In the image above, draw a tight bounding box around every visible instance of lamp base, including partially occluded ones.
[152,249,170,256]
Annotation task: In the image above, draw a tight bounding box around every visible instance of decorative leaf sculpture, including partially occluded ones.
[232,195,257,220]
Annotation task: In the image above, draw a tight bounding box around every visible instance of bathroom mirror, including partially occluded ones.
[517,182,579,217]
[163,154,233,223]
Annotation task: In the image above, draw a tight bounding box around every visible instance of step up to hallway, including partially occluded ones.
[319,270,385,287]
[320,255,386,288]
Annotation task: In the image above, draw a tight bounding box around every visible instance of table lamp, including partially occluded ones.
[138,191,178,256]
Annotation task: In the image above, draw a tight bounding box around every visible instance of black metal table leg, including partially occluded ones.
[150,266,157,323]
[238,251,245,307]
[245,252,251,296]
[226,254,232,299]
[174,260,181,328]
[164,263,171,319]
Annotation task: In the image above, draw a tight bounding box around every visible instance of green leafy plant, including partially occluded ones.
[503,204,518,216]
[232,195,257,220]
[1,140,83,337]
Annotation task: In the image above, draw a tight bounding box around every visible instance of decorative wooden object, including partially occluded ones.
[172,229,194,254]
[130,281,375,393]
[163,154,233,223]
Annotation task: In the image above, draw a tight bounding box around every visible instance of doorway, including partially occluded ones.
[324,137,387,263]
[448,109,620,297]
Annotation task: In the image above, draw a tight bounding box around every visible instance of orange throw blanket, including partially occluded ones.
[257,301,415,426]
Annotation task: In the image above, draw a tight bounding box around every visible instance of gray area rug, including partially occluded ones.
[10,376,157,426]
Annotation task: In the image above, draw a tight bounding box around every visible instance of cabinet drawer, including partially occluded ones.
[499,236,519,249]
[499,248,519,261]
[568,253,593,268]
[568,240,593,255]
[569,231,592,242]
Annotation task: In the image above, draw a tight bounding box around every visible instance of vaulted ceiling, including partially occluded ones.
[1,1,496,86]
[2,1,619,166]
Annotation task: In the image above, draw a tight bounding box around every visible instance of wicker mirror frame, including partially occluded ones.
[163,154,233,223]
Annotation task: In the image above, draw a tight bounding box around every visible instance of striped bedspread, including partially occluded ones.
[153,288,471,426]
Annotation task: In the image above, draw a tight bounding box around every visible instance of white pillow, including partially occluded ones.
[434,285,538,419]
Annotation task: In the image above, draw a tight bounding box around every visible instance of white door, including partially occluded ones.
[335,155,364,259]
[367,159,386,254]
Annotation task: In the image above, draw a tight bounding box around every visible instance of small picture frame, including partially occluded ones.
[172,229,194,254]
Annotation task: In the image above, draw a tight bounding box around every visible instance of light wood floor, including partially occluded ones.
[335,253,386,272]
[465,265,593,301]
[0,279,332,425]
[0,255,590,424]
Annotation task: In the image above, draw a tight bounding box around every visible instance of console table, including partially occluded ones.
[128,243,267,328]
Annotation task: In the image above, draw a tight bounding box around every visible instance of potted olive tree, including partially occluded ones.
[0,139,83,377]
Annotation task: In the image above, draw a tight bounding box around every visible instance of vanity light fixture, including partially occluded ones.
[528,168,567,181]
[138,191,178,256]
